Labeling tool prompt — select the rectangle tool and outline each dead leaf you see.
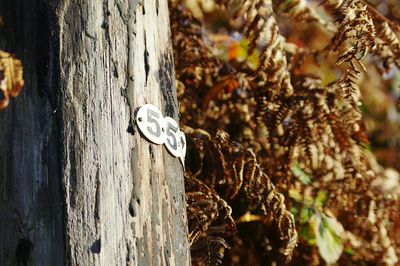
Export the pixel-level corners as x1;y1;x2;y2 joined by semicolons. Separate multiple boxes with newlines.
0;50;24;110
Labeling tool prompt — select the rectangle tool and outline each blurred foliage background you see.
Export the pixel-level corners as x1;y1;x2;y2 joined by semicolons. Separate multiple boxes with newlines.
170;0;400;265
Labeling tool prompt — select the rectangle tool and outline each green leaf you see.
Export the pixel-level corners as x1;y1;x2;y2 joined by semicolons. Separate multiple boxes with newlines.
290;206;299;216
289;188;303;202
289;188;314;206
364;143;372;152
292;162;312;185
300;207;313;224
344;247;354;255
310;212;344;264
315;190;327;208
299;223;316;245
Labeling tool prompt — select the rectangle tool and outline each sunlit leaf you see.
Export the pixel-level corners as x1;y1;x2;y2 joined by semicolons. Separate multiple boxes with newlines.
310;212;344;264
237;212;264;223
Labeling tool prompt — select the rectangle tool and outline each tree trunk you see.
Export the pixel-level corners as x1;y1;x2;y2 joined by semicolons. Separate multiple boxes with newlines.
0;0;190;265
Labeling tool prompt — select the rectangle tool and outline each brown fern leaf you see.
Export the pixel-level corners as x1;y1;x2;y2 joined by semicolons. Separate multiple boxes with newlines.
185;172;236;265
324;0;400;72
273;0;335;32
376;22;400;55
372;22;400;72
334;61;361;104
254;1;294;96
191;232;231;266
0;50;24;110
185;127;298;262
327;112;351;150
171;0;297;134
243;149;298;260
323;0;376;64
170;5;223;90
0;70;7;109
218;0;294;123
184;126;223;187
214;130;245;199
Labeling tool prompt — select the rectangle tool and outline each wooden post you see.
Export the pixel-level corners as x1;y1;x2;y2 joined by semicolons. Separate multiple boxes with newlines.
0;0;191;265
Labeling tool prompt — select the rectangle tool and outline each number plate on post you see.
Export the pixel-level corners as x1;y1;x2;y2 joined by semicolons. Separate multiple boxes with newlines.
135;104;166;145
135;104;187;168
164;117;181;158
178;131;187;168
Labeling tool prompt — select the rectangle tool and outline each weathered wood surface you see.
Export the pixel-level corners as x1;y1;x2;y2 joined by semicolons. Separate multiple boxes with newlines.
0;0;190;265
0;0;65;265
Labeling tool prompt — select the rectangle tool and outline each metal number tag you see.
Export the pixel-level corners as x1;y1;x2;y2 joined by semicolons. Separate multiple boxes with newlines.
164;117;181;157
135;104;165;145
178;131;187;167
135;104;186;168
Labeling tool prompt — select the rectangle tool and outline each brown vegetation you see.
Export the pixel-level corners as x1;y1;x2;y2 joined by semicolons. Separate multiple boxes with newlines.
170;0;400;264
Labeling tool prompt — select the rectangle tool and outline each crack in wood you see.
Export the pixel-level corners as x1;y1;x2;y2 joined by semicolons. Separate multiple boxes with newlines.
67;129;78;208
144;31;150;85
158;53;178;118
125;0;139;135
156;0;159;16
102;0;112;46
94;168;100;221
125;240;135;264
128;197;136;217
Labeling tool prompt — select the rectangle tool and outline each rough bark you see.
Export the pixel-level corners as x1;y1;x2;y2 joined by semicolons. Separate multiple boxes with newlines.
0;0;190;265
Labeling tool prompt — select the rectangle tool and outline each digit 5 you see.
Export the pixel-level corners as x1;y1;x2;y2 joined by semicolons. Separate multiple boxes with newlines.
164;117;180;157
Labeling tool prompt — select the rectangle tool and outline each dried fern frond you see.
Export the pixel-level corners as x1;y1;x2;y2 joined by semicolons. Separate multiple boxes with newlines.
332;61;361;104
170;5;224;90
254;2;293;123
184;127;298;262
322;0;400;73
273;0;335;32
248;0;294;94
324;0;376;64
242;149;298;259
0;50;24;110
170;0;400;264
191;229;231;266
215;0;294;123
372;21;400;72
185;172;236;265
